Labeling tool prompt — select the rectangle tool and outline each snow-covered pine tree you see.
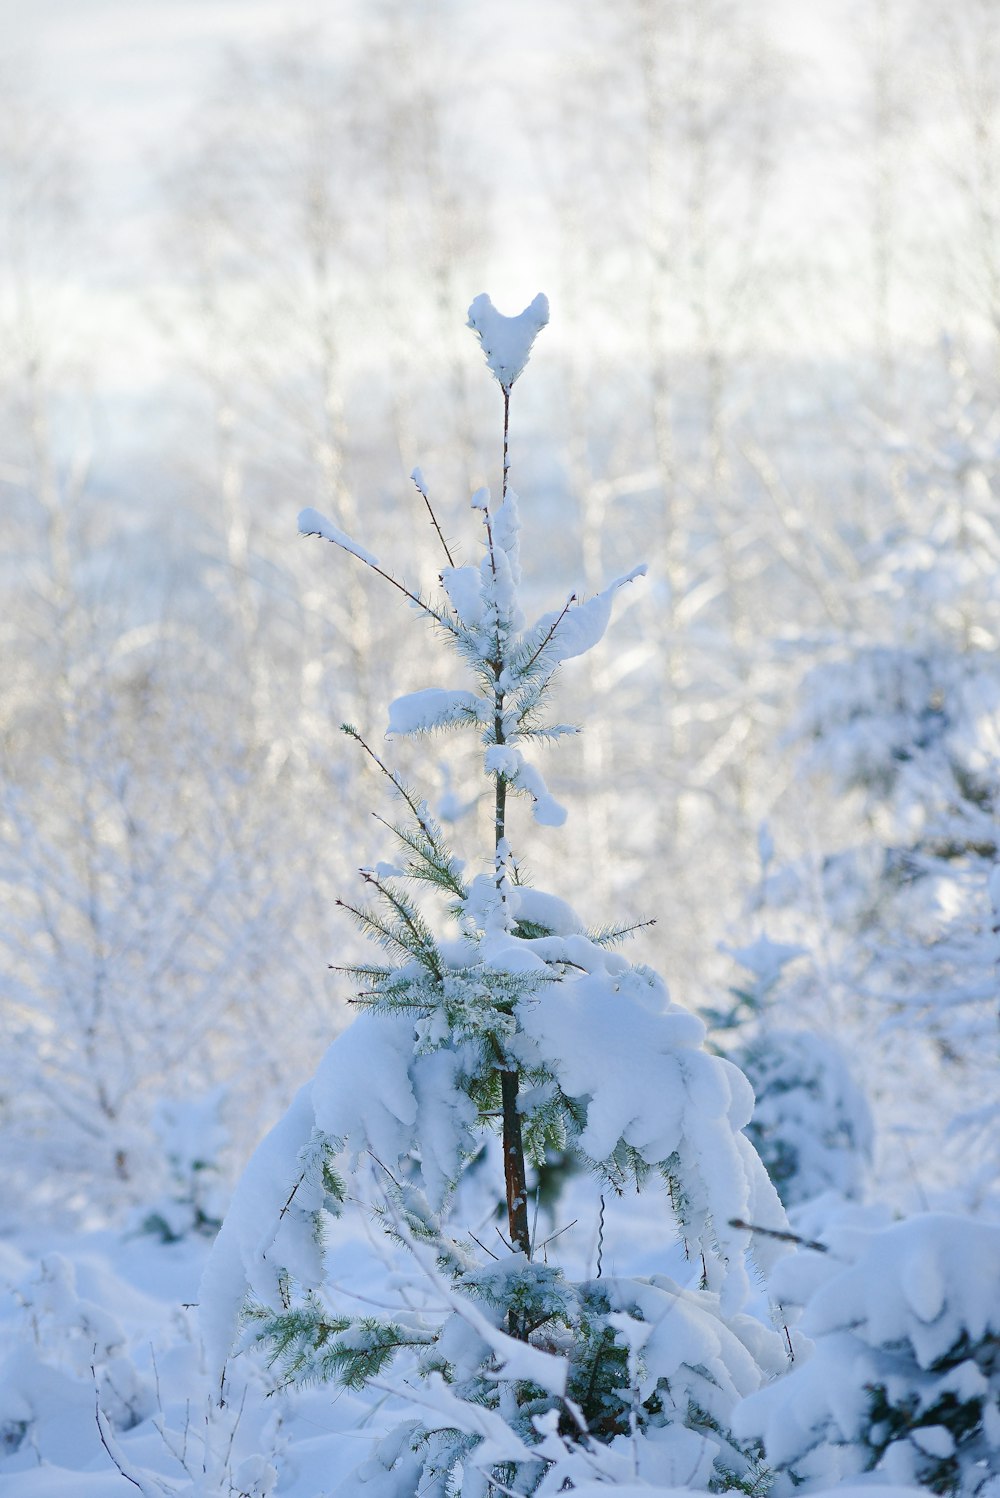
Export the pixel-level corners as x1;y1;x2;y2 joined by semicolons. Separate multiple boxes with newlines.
710;932;873;1211
200;294;791;1497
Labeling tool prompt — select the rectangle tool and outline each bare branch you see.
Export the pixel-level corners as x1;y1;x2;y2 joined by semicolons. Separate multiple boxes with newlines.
411;469;456;567
300;516;452;628
729;1218;828;1253
520;594;578;675
341;725;438;843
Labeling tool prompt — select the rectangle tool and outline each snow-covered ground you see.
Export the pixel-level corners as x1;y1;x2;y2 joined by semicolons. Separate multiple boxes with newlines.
0;1217;372;1494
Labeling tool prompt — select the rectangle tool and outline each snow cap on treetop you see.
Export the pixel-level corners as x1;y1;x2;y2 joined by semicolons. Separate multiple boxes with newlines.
467;292;549;392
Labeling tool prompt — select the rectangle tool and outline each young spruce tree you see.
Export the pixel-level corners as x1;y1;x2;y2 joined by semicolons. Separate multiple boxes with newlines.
201;295;791;1496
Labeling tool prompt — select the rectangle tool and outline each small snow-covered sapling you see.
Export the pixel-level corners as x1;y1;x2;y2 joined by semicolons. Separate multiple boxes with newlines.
201;294;791;1497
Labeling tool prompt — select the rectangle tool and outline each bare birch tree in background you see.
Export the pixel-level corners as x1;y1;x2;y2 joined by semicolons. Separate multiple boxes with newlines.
0;82;337;1219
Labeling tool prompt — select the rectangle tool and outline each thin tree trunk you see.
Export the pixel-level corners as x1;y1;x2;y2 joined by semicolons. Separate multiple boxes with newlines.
492;399;532;1311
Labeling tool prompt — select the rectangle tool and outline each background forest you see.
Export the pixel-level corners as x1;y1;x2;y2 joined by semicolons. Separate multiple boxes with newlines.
1;0;999;1491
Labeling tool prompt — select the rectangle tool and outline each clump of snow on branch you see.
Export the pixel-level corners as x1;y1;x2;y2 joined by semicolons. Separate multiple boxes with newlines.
297;506;382;567
388;687;487;735
467;293;550;391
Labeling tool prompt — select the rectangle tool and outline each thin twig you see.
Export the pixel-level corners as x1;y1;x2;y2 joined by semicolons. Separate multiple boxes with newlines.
278;1171;306;1220
95;1415;144;1491
367;1150;403;1190
94;1376;170;1494
222;1384;248;1471
301;519;452;628
483;502;498;579
468;1230;500;1262
520;594;578;674
369;811;467;898
592;917;658;947
410;470;455;567
345;992;426;1004
342;726;437;842
536;1218;579;1254
729;1217;828;1253
357;870;443;981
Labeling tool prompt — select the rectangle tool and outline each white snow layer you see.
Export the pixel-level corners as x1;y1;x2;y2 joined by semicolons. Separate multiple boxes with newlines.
801;1212;1000;1365
484;745;567;826
440;564;485;628
529;565;647;667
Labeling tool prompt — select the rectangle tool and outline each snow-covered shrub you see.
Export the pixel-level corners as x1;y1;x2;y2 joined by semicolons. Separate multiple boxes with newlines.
200;294;792;1497
738;1028;873;1209
713;936;873;1209
0;1234;299;1494
138;1090;229;1243
0;1251;156;1465
736;1212;1000;1496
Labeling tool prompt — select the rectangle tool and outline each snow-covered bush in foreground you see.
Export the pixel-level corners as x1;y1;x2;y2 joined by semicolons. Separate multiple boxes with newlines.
0;1251;156;1463
199;295;792;1497
0;1227;372;1494
736;1212;1000;1496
